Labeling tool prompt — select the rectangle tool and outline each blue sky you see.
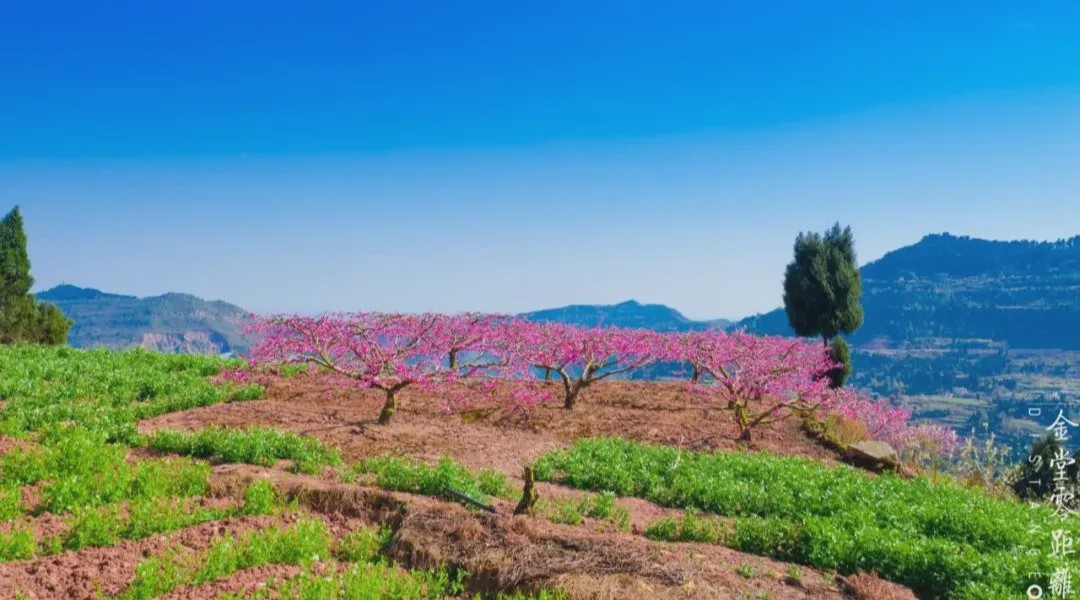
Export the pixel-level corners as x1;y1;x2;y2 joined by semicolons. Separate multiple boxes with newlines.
2;2;1079;319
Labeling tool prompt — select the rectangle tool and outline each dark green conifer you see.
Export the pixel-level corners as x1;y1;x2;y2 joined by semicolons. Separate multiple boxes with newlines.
0;206;71;345
783;223;863;387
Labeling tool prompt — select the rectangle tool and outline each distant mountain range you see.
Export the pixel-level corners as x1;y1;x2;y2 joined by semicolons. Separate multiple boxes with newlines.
521;300;730;331
36;233;1080;355
35;285;249;354
735;233;1080;350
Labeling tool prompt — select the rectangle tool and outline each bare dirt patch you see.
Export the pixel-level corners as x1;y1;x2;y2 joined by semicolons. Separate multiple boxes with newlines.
141;376;840;477
0;435;32;459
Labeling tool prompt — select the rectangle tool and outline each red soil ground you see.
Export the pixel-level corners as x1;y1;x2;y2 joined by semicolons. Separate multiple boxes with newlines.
142;376;841;474
0;376;916;599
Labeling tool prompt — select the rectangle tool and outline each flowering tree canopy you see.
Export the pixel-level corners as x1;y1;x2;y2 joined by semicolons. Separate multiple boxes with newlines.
678;331;836;440
236;310;957;458
245;312;517;424
832;388;959;455
501;321;668;409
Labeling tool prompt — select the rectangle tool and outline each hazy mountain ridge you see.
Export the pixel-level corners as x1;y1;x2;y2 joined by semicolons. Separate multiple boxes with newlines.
36;284;249;354
521;299;730;331
35;233;1080;359
736;233;1080;350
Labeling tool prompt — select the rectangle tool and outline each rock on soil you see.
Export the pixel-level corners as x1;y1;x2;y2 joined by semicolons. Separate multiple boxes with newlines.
843;440;900;471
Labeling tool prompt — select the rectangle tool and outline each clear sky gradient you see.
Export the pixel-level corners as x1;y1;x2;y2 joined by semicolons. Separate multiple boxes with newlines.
2;2;1079;319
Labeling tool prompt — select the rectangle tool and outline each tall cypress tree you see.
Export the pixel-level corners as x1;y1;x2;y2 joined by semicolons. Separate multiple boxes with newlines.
0;207;33;303
0;206;71;345
782;223;863;387
819;224;863;340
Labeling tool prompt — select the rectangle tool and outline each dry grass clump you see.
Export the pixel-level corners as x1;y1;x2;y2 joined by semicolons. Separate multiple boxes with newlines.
389;501;694;594
842;571;919;600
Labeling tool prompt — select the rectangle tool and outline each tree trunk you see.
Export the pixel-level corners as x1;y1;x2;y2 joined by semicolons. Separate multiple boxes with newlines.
556;370;581;410
734;403;752;441
378;389;397;425
563;385;580;410
514;466;539;516
690;365;701;383
543;367;552;381
448;350;458;371
563;377;588;410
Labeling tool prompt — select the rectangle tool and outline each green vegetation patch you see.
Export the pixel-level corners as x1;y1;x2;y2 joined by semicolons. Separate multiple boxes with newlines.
143;426;341;474
535;436;1074;599
0;425;211;516
351;455;512;504
0;345;262;443
644;510;724;544
0;480;283;562
118;517;332;600
538;491;630;531
222;562;465;600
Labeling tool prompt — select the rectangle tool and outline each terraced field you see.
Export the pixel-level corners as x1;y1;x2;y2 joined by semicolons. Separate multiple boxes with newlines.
0;345;1055;599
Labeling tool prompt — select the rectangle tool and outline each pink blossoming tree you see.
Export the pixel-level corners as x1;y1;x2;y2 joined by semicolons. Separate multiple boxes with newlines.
679;331;836;441
245;312;517;424
832;388;959;455
500;321;668;409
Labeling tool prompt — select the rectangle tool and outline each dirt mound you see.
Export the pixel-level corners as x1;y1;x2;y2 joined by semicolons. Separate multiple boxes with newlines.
840;572;920;600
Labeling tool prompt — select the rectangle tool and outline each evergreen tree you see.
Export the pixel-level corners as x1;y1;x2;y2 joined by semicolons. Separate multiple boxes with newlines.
825;337;852;388
0;207;33;302
34;303;72;345
818;224;863;340
782;223;864;387
0;206;71;345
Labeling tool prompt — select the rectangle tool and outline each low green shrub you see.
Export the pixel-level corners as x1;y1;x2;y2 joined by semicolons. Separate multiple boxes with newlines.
221;561;466;599
0;485;24;521
119;518;331;600
0;527;35;562
545;497;584;526
0;445;48;486
143;427;341;474
239;479;281;516
59;480;280;553
334;526;392;563
121;498;231;541
538;492;630;531
352;455;496;505
644;511;723;543
63;504;123;550
477;468;514;499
